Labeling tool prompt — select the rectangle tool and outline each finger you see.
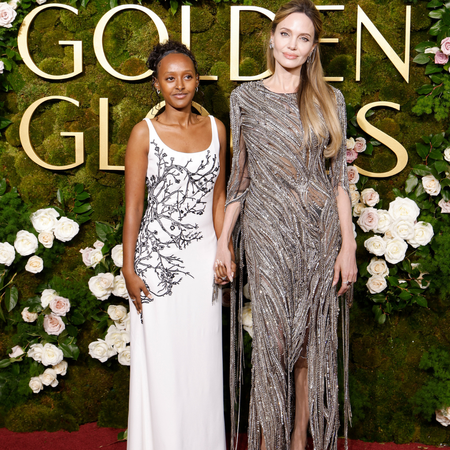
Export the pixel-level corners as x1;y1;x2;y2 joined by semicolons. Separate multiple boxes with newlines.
332;266;340;287
141;283;153;300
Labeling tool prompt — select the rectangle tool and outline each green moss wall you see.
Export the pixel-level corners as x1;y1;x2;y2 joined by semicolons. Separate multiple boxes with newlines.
0;0;449;444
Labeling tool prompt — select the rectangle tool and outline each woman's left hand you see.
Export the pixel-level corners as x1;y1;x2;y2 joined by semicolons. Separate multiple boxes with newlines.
332;244;358;296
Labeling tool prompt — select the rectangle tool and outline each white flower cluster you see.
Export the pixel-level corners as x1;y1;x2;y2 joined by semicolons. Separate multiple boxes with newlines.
80;241;123;268
88;305;131;366
27;343;68;394
241;283;253;338
0;208;79;274
352;196;434;294
436;407;450;427
88;272;128;300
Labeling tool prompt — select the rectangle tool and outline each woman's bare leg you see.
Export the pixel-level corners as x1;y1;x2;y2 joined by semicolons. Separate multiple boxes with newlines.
290;357;309;450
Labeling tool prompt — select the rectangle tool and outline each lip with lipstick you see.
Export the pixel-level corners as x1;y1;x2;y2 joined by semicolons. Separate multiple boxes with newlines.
283;53;298;60
173;92;188;99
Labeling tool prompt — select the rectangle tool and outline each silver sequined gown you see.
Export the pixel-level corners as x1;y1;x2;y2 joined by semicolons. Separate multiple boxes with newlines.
227;80;350;450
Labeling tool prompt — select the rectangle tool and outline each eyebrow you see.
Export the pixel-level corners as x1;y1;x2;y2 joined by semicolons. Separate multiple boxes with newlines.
162;69;195;75
279;27;312;37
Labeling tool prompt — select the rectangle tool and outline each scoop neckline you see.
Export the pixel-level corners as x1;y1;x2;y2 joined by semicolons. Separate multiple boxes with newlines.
148;116;213;155
259;80;297;95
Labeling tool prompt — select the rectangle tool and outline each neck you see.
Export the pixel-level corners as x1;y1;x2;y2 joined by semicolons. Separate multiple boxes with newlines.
265;63;302;93
159;103;196;126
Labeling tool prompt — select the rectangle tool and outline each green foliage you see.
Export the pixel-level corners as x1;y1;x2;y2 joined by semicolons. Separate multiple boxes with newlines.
412;347;450;420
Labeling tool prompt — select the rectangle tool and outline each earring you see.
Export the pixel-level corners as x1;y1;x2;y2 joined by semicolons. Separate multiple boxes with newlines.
269;40;273;49
196;86;198;93
156;89;160;95
308;48;316;64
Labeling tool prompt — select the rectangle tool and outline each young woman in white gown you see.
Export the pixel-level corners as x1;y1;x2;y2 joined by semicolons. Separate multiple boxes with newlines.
122;41;229;450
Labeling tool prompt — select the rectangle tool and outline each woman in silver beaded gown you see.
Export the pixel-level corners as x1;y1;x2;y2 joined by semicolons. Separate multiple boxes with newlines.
214;1;357;450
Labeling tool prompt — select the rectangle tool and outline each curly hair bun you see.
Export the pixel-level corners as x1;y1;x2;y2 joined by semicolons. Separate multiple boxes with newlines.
146;41;199;77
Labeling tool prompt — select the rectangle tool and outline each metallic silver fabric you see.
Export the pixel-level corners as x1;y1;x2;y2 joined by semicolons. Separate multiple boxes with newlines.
227;80;351;450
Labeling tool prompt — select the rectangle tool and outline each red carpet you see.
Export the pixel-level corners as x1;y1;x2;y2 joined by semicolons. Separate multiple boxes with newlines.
0;423;446;450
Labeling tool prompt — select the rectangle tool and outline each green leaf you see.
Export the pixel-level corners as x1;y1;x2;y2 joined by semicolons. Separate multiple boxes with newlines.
96;222;113;241
377;313;386;324
417;84;434;95
387;276;400;287
5;286;18;312
425;63;443;74
0;178;6;195
0;359;11;369
430;8;445;19
371;293;386;304
170;0;178;15
415;41;439;52
0;303;5;322
415;182;426;197
442;188;450;201
117;430;128;441
430;20;443;36
427;0;443;7
70;310;85;326
56;189;64;205
65;325;79;337
441;178;450;187
429;148;444;160
433;160;450;173
76;191;90;201
431;132;445;147
59;343;80;360
72;204;92;214
430;73;444;83
413;164;433;176
414;53;432;64
365;142;374;155
74;183;84;194
393;188;404;198
399;291;413;300
405;174;418;194
415;296;428;307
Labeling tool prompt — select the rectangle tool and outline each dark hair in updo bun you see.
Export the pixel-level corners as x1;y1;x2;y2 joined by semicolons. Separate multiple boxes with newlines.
146;40;198;78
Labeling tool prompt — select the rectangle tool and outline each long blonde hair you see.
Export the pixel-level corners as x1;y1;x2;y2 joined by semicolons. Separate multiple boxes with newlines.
267;0;342;158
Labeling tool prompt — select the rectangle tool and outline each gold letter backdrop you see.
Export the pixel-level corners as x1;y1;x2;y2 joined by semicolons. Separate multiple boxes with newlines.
1;0;449;444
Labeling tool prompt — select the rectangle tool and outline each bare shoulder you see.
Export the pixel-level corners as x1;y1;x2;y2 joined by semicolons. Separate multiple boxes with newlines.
130;120;149;140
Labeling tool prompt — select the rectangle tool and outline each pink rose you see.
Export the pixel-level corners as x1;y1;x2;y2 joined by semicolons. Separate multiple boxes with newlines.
93;240;104;249
354;137;367;153
357;207;379;232
441;37;450;55
438;198;450;213
347;166;360;184
361;188;380;207
49;296;71;317
435;50;449;65
346;148;358;164
43;314;66;336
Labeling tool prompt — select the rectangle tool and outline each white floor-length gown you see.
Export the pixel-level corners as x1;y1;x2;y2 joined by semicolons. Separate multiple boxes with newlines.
127;116;226;450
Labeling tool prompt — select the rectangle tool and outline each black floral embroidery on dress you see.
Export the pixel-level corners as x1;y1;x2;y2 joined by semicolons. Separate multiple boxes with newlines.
134;140;219;301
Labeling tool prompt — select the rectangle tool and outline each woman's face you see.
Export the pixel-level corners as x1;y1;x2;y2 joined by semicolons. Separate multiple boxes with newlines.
154;53;198;110
271;12;316;72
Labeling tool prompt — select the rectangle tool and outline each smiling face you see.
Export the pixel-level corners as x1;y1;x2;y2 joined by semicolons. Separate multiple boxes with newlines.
154;52;198;111
271;12;316;73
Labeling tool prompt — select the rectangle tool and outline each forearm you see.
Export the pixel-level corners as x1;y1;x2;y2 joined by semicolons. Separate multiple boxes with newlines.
336;186;356;250
217;201;241;249
122;207;144;276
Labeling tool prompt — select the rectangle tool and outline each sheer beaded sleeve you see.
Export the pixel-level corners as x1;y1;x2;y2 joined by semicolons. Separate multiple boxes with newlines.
329;88;350;200
226;87;250;206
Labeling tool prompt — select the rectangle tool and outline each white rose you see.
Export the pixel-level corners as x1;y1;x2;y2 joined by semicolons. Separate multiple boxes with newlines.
27;343;44;362
0;242;15;265
29;376;43;394
357;207;379;232
9;345;24;358
105;324;130;353
346;137;355;150
444;148;450;162
390;218;415;241
425;47;440;54
30;208;59;233
39;368;58;387
89;272;114;300
43;314;65;336
366;275;387;294
364;236;387;256
21;306;38;323
354;137;367;153
407;222;434;248
422;174;441;196
352;222;357;238
347;166;360;184
79;247;103;268
374;210;393;234
112;274;128;298
52;360;68;376
384;238;408;264
436;407;450;427
54;217;79;242
38;232;54;249
115;312;130;332
88;339;117;363
7;0;18;9
360;188;380;207
111;244;123;267
107;304;127;321
242;302;253;338
41;288;57;308
49;296;70;316
367;257;389;277
25;255;44;274
350;189;360;207
118;347;131;366
353;202;366;218
388;197;421;221
439;198;450;213
36;0;46;4
0;2;17;28
14;230;38;256
41;343;64;366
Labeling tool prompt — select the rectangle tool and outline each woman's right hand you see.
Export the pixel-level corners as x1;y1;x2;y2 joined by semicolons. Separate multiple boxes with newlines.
123;271;152;315
214;240;235;284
